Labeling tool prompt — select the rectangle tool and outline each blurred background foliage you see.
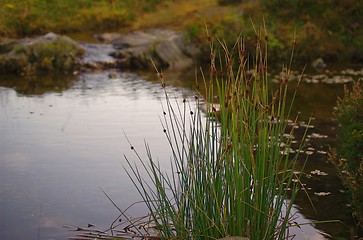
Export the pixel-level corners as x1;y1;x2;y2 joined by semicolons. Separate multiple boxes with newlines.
0;0;362;64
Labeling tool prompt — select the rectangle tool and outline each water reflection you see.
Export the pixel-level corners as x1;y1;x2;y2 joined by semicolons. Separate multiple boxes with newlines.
0;72;195;240
0;74;78;96
0;67;361;239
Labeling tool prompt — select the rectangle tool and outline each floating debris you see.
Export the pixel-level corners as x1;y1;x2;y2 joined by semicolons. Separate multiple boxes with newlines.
314;192;331;197
304;78;320;84
340;68;363;76
305;151;314;155
310;169;328;176
322;76;354;84
300;122;314;129
283;133;295;139
317;150;327;155
308;133;328;139
280;148;296;155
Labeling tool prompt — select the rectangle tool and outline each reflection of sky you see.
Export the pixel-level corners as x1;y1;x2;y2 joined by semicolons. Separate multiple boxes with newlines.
287;203;330;240
0;72;195;240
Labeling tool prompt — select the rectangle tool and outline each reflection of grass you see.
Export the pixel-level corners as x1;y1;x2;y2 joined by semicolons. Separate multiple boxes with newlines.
122;27;305;239
329;80;363;234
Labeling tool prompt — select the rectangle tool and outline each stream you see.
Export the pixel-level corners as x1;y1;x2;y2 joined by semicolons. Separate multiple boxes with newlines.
0;40;362;240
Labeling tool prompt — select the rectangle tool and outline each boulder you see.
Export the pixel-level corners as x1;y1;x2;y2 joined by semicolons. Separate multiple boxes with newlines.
110;29;201;70
0;32;84;75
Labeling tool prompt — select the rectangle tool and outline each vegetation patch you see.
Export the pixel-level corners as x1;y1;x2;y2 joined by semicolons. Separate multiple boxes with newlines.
329;80;363;234
0;0;134;36
0;33;84;75
118;28;307;239
1;0;362;65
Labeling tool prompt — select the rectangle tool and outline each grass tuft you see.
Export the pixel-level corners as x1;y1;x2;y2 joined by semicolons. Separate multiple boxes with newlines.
123;26;305;240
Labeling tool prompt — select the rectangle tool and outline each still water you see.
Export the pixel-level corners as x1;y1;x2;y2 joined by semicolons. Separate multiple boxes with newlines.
0;68;360;239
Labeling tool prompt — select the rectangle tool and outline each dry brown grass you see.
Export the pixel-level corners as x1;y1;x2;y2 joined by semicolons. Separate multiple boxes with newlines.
128;0;237;31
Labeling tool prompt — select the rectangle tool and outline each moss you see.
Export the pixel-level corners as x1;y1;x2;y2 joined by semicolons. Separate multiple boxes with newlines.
0;53;28;74
0;34;84;75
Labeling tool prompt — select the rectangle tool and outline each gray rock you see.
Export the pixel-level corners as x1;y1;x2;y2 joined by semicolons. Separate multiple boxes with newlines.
311;58;326;71
155;36;193;69
110;29;201;70
43;32;58;41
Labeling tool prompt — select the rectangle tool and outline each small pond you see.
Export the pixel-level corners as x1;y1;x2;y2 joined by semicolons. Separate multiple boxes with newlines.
0;62;362;239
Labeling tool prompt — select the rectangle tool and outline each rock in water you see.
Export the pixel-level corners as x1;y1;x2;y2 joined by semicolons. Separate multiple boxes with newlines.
110;29;201;70
312;58;326;71
0;32;84;75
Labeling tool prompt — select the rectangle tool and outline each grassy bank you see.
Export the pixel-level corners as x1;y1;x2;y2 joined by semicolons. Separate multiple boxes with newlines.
0;0;159;36
1;0;362;65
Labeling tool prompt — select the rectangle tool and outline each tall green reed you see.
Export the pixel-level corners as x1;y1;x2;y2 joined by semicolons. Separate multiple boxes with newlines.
124;27;304;240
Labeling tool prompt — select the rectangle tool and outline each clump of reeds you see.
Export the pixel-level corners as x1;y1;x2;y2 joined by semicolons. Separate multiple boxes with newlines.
123;26;304;240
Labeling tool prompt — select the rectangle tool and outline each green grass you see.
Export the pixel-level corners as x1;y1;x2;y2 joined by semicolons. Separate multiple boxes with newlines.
0;0;139;37
123;26;306;239
1;0;362;64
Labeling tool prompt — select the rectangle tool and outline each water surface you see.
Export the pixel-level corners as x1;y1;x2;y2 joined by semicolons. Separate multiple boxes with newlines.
0;72;193;239
0;67;361;239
